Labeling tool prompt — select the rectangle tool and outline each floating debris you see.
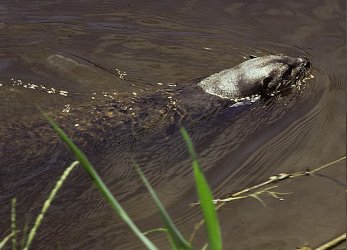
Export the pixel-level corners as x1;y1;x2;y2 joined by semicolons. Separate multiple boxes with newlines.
5;78;70;97
62;104;71;113
115;68;127;79
28;84;38;89
47;88;56;94
59;90;68;96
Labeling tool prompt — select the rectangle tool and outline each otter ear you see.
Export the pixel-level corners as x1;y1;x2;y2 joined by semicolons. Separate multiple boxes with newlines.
249;55;257;59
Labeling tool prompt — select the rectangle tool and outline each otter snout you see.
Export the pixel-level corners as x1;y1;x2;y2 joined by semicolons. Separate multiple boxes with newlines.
298;57;311;70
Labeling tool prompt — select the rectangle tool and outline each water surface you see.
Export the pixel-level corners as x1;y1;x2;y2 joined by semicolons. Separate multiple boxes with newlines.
0;1;345;249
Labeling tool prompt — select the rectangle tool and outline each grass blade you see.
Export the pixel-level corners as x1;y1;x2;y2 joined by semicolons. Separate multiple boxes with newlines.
11;198;17;250
44;114;157;250
20;221;29;250
0;233;14;250
23;161;78;250
180;128;222;250
136;165;192;250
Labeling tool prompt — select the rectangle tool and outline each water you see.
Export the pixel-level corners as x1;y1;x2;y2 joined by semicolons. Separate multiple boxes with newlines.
0;1;345;249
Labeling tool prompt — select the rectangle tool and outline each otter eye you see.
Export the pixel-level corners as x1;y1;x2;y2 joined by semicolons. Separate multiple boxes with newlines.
263;77;272;88
283;67;293;78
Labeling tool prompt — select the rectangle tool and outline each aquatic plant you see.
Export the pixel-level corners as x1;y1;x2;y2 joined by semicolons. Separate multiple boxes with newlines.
43;114;158;250
1;115;222;249
44;114;222;249
0;161;78;250
180;128;222;250
1;113;344;249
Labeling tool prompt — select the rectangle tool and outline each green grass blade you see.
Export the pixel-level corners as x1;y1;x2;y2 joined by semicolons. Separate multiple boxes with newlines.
44;114;157;250
143;228;167;236
180;128;222;250
20;221;29;250
192;161;222;250
23;161;78;250
144;228;177;250
0;233;14;250
11;198;17;250
135;165;192;250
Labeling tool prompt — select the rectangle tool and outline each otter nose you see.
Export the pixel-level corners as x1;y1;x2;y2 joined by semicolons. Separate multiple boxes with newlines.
299;57;311;69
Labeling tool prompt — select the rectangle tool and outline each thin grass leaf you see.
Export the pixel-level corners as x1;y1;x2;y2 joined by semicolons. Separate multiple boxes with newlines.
180;128;222;250
136;165;192;250
20;221;29;250
144;228;177;250
192;161;222;250
23;161;78;250
0;232;13;250
201;243;208;250
143;228;168;236
11;198;17;250
249;194;266;207
44;114;157;250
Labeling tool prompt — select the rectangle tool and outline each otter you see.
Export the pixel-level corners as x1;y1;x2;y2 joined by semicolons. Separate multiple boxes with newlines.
0;55;311;183
198;55;311;100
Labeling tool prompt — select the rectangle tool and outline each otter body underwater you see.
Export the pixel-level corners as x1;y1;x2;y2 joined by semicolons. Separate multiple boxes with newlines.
0;55;311;171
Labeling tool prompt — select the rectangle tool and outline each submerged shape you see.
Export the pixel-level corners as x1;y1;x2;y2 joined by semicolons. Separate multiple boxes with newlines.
0;54;312;180
198;55;311;99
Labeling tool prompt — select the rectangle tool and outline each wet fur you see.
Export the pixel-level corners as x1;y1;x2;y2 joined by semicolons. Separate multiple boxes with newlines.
198;55;310;99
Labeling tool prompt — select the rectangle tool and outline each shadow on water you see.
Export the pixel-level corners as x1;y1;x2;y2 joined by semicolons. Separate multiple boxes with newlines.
0;0;345;249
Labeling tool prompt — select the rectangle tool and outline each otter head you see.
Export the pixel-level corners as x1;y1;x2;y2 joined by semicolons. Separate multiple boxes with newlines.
198;55;312;100
254;55;311;96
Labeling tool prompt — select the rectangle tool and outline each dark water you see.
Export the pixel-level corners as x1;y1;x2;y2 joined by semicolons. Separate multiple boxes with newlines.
0;1;345;249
